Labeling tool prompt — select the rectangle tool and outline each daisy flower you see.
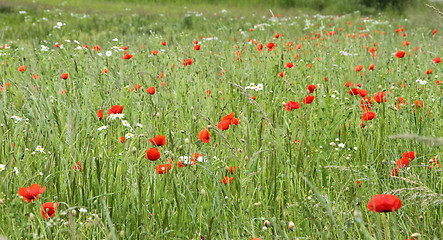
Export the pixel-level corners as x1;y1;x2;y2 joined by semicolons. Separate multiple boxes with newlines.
97;126;108;131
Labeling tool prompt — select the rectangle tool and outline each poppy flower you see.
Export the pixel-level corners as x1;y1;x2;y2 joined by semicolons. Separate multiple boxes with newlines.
151;50;159;55
156;163;172;174
357;89;368;97
161;41;166;46
123;54;133;59
257;43;263;52
307;84;316;93
93;45;101;51
103;69;108;75
362;112;376;121
194;44;200;51
145;148;161;161
18;65;26;72
349;88;359;95
355;65;363;72
344;82;354;88
302;95;315;104
368;64;375;71
373;91;387;103
97;109;103;120
296;43;302;50
198;129;210;143
285;101;301;111
414;100;424;109
231;117;240;125
229;166;240;174
32;74;39;79
121;46;128;50
266;42;276;51
182;58;193;67
402;151;415;160
433;57;441;64
40;202;60;219
425;69;433;75
60;73;69;80
146;86;155;95
367;194;402;212
278;72;284;77
429;157;440;169
120;136;125;143
217;120;231;131
149;135;166;147
286;62;294;68
396;97;408;110
73;161;82;171
18;184;46;203
357;180;362;188
402;41;410;46
361;97;373;112
220;176;234;184
390;167;399;177
395;51;405;58
432;29;437;35
108;105;123;115
396;157;409;168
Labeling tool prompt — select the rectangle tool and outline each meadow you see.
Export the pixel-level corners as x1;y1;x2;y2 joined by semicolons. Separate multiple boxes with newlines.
0;0;442;239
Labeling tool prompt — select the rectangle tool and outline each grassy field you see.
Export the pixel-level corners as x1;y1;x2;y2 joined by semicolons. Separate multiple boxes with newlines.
0;1;442;239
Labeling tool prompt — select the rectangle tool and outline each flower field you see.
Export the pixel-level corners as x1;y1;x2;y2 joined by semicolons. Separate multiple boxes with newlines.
0;2;442;239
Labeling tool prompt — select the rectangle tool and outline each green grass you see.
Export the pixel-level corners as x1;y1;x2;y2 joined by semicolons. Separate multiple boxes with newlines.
0;1;442;239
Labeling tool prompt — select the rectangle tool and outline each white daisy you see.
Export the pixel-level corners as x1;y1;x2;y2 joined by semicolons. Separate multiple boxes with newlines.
106;51;112;57
97;126;108;131
135;123;143;128
35;146;45;153
121;120;131;128
78;208;87;213
125;133;134;139
0;164;5;171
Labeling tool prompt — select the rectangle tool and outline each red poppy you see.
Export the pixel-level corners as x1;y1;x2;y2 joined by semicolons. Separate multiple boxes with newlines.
429;157;440;169
349;88;359;95
41;202;60;219
93;45;101;51
103;69;108;75
285;101;301;111
257;43;263;52
396;97;408;110
396;157;409;168
266;42;276;51
229;166;240;174
433;57;441;64
60;73;69;80
302;95;315;104
194;44;201;51
432;29;437;36
414;100;423;109
73;161;82;171
402;41;410;46
217;120;231;131
395;51;405;58
183;58;193;67
286;62;294;68
97;109;103;120
156;163;172;174
275;33;280;38
368;64;375;71
402;151;415;160
121;46;128;50
120;136;125;143
32;74;39;79
361;97;373;112
198;129;210;143
145;148;161;161
161;41;166;46
425;69;433;75
307;84;316;93
123;54;133;59
296;43;302;50
390;167;399;177
149;135;166;147
344;82;354;88
108;105;123;115
373;91;387;103
367;194;402;212
278;72;284;77
231;117;240;125
151;50;159;55
221;112;234;122
362;112;376;121
146;86;155;95
18;184;46;203
355;65;363;72
220;176;234;184
357;89;368;97
357;180;362;188
18;65;26;72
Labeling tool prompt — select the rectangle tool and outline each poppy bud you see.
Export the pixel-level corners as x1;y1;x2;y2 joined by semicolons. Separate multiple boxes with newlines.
0;199;3;205
131;147;137;154
99;154;102;159
288;221;295;231
72;209;77;216
120;231;125;238
264;220;271;227
200;189;206;197
185;138;190;144
30;212;35;220
244;155;248;161
411;233;420;238
262;226;267;231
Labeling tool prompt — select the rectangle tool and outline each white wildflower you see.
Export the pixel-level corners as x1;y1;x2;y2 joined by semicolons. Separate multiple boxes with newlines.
97;126;108;131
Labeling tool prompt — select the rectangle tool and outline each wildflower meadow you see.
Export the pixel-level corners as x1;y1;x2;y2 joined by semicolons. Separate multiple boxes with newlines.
0;0;442;239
